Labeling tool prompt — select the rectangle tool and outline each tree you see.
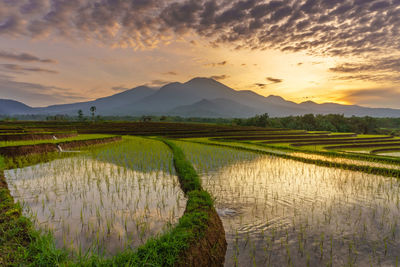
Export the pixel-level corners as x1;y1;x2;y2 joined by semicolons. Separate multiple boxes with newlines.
90;106;96;121
78;109;84;121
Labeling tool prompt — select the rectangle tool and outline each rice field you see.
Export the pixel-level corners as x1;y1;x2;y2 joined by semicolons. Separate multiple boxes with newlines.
3;122;400;265
4;137;186;257
0;134;113;147
176;141;400;266
379;152;400;157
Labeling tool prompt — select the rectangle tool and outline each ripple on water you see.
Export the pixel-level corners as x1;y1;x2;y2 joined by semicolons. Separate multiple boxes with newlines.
177;141;400;267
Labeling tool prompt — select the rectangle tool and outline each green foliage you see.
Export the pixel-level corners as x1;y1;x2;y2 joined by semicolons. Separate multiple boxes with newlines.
162;139;202;193
191;139;400;179
0;134;115;148
0;137;217;266
0;156;4;170
233;113;270;127
234;114;384;134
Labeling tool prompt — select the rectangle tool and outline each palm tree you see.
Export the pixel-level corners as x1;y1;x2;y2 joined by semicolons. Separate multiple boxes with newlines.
90;106;96;121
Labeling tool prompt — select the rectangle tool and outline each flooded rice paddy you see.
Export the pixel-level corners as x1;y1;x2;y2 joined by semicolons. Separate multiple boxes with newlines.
207;140;400;170
378;152;400;158
5;137;186;256
177;141;400;266
289;152;400;170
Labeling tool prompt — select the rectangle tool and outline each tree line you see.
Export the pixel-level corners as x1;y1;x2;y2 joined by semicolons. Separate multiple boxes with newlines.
233;113;400;134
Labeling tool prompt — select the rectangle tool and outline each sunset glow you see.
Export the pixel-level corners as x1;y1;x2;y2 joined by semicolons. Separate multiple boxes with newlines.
0;0;399;108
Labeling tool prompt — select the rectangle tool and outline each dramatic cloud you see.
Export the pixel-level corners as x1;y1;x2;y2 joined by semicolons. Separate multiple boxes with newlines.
2;0;397;59
0;50;56;63
330;56;400;82
266;77;283;84
0;63;58;74
209;74;229;80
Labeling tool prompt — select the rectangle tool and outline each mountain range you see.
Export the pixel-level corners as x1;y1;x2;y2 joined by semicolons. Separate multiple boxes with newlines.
1;77;400;118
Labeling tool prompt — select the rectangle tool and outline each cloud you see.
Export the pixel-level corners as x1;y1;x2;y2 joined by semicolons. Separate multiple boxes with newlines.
163;71;178;75
0;0;399;73
0;75;86;106
0;64;58;74
336;87;400;108
266;77;283;84
209;74;229;80
330;56;400;82
254;83;267;88
0;50;56;63
205;60;228;67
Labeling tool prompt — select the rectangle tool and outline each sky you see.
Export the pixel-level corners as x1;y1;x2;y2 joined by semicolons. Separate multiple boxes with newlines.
0;0;399;108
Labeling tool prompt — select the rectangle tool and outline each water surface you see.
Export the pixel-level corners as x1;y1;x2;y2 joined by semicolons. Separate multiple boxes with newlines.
177;141;400;266
5;137;186;256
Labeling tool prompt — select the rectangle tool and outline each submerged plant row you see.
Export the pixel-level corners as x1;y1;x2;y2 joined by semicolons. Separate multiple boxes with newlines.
191;139;400;179
0;136;226;266
176;141;400;266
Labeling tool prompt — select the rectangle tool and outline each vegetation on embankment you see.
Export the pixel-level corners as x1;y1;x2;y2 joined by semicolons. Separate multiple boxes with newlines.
290;137;397;147
254;140;400;164
0;134;114;148
212;133;356;141
0;137;226;266
0;133;77;141
189;139;400;179
324;142;400;150
0;136;121;158
159;139;226;266
371;147;400;154
0;156;69;266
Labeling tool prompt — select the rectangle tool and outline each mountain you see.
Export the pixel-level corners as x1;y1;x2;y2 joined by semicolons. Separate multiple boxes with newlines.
169;98;260;118
0;99;33;115
34;86;155;115
1;77;400;118
298;101;400;117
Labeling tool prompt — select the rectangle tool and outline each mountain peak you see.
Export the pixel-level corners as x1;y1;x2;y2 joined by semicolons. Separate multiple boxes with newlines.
300;100;317;105
266;95;285;101
185;77;221;86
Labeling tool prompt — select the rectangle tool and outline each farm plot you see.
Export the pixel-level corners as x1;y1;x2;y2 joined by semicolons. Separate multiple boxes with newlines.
0;134;113;148
192;138;400;170
176;141;400;266
4;136;186;256
378;151;400;157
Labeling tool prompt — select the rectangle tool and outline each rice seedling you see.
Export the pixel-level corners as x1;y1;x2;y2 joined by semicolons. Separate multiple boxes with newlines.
4;136;186;257
176;140;400;266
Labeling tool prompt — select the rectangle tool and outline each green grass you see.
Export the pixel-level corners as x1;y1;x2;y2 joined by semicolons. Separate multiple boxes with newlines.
0;154;69;266
0;134;114;148
188;139;400;179
0;137;218;266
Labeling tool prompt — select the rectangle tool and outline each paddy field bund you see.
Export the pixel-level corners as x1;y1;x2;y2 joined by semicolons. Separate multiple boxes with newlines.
1;121;400;266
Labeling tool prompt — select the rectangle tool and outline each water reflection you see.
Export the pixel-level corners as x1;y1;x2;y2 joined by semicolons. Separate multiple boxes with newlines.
5;138;186;256
178;141;400;266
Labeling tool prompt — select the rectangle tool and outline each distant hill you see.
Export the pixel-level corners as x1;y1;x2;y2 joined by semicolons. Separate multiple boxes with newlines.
1;77;400;118
0;99;34;115
169;98;260;118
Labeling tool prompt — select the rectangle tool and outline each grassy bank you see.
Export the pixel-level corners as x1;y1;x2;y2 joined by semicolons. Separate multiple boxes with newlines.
0;137;225;266
0;134;114;148
189;139;400;179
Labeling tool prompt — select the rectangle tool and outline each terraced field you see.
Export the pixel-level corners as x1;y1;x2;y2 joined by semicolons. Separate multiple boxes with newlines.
2;121;400;266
